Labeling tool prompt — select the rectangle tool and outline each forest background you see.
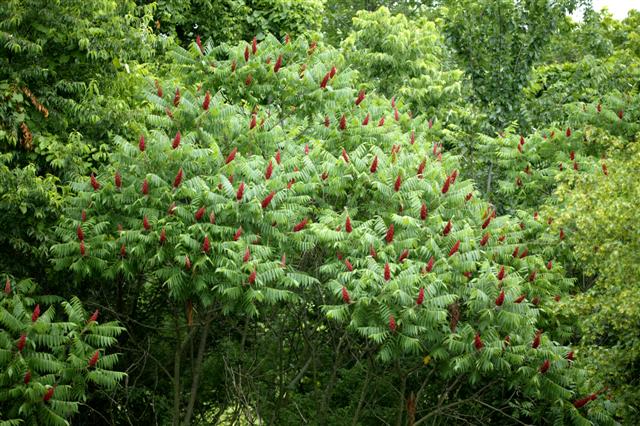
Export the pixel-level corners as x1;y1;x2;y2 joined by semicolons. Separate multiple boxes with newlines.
1;0;639;425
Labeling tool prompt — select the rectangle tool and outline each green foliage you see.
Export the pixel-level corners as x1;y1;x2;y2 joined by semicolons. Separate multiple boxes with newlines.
442;0;584;128
551;126;640;421
341;7;465;114
0;0;158;171
148;0;324;46
48;34;615;423
0;276;124;425
0;154;63;276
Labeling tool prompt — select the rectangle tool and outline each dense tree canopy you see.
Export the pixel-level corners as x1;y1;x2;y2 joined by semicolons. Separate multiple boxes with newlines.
1;1;638;424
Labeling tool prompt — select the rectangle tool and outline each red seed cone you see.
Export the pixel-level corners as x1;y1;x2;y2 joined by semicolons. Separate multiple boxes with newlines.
236;182;245;201
77;225;84;241
43;386;55;402
345;259;353;271
370;156;378;173
450;170;458;184
514;294;526;304
264;160;274;180
618;109;624;120
173;88;181;107
393;174;402;192
249;114;257;130
114;171;122;189
414;160;426;180
529;271;537;282
81;210;87;222
274;54;283;73
512;247;520;258
172;131;181;149
416;287;425;305
495;289;505;306
261;191;276;209
539;359;550;374
225;147;238;164
119;244;126;260
196;35;204;54
341;147;349;162
248;269;257;284
560;228;565;240
234;227;243;241
362;113;370;126
546;260;553;270
185;255;191;270
88;309;99;323
481;214;493;229
201;90;211;110
602;163;608;175
384;262;391;281
138;135;145;152
480;233;490;246
251;36;257;54
90;173;100;191
88;350;100;368
339;115;347;131
566;127;571;138
329;65;337;78
31;304;40;322
389;315;396;332
378;115;385;127
342;286;350;304
426;256;435;272
143;216;151;231
202;236;211;253
80;240;86;256
519;248;528;259
442;220;452;236
24;370;31;384
398;249;409;263
142;179;149;195
448;240;461;257
243;247;250;263
324;115;330;127
410;130;415;145
345;216;352;233
305;144;310;155
17;333;26;352
155;80;163;97
497;266;505;281
566;351;574;361
195;207;206;221
385;223;394;244
441;176;451;194
420;203;427;220
244;46;250;62
275;150;281;165
320;71;330;89
293;218;308;232
173;168;183;188
532;330;542;349
4;277;10;294
474;333;484;351
574;395;596;409
355;90;365;106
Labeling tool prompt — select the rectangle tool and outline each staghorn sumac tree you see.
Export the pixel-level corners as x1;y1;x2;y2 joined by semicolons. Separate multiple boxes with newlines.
51;34;613;424
0;276;124;425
